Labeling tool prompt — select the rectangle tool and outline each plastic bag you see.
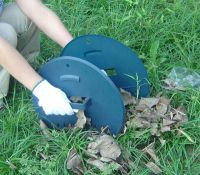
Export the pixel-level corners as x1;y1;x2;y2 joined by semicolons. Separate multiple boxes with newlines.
163;67;200;91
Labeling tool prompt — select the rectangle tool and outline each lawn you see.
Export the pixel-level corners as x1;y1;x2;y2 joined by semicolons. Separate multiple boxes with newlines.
0;0;200;174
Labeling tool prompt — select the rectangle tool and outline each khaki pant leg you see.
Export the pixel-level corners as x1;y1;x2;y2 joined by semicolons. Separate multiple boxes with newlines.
0;23;18;100
0;3;40;62
0;3;40;102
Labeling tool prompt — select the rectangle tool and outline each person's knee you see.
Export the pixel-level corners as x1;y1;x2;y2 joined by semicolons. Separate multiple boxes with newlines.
0;3;30;35
0;23;17;48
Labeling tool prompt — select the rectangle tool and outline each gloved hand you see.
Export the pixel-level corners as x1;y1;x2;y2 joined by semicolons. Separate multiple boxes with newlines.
32;80;74;116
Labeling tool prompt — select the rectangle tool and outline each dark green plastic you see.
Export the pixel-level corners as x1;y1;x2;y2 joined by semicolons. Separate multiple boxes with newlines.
61;34;149;97
32;56;125;135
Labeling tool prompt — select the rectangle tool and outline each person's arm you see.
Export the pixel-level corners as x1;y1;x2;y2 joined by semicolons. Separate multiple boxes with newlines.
0;37;42;90
0;37;74;115
0;1;75;115
16;0;73;47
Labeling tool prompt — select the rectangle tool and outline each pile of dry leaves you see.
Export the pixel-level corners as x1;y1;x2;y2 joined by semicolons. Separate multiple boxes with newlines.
120;89;189;174
67;134;130;174
39;89;189;175
121;89;188;137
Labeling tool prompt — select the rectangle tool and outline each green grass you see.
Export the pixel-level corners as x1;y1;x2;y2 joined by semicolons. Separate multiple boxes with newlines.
1;0;200;174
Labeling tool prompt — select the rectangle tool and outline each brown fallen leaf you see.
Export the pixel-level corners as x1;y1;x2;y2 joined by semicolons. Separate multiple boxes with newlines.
120;88;136;106
160;125;171;133
173;113;183;121
127;117;151;129
100;157;113;163
146;162;162;174
75;110;87;129
159;97;171;106
156;92;163;98
125;93;189;144
150;123;159;136
87;148;99;155
96;135;121;160
128;106;137;114
87;158;106;171
142;142;159;162
84;150;99;159
66;148;84;175
139;110;158;122
86;131;99;141
173;106;188;124
162;119;176;126
87;135;121;160
156;103;168;115
135;104;147;112
145;109;160;122
138;98;160;108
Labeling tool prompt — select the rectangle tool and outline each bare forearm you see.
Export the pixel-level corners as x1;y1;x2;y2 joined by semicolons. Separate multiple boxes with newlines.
16;0;73;47
0;37;42;90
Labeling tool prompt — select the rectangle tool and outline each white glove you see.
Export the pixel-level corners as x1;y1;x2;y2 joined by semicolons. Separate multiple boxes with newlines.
33;80;74;116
